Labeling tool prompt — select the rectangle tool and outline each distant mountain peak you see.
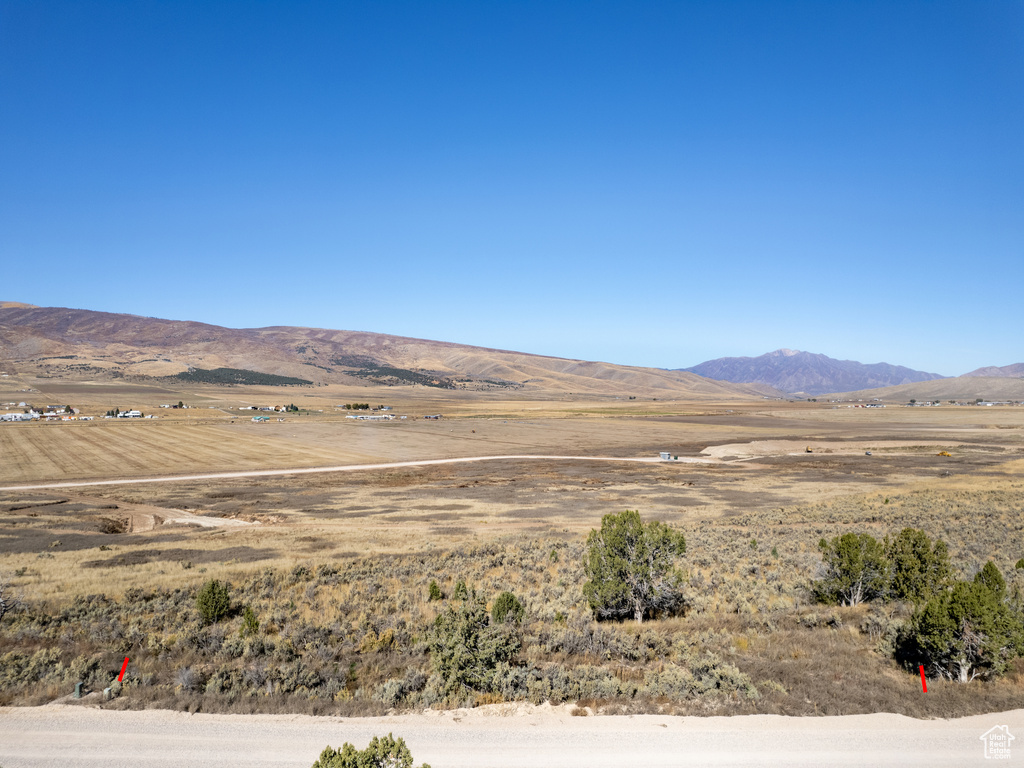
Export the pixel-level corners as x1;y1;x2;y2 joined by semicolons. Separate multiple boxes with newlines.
681;350;945;395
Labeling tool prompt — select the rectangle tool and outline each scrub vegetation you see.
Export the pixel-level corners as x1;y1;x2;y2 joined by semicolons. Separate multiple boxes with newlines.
2;387;1023;718
2;486;1024;718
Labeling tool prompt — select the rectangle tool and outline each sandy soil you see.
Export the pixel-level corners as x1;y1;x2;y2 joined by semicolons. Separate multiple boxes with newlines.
1;703;1021;767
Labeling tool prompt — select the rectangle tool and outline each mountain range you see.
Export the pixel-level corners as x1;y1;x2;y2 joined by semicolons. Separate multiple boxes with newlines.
681;349;947;396
2;303;1020;400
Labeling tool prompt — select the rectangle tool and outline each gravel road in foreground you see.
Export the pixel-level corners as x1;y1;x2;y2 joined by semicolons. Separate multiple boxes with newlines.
2;704;1022;767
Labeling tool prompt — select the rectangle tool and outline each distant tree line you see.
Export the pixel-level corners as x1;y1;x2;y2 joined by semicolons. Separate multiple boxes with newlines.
174;367;312;386
332;358;455;389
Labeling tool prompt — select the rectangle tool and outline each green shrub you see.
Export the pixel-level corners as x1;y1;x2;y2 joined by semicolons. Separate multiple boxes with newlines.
491;591;525;625
452;580;469;600
311;733;430;768
196;579;231;625
241;606;259;636
428;596;521;698
428;580;443;602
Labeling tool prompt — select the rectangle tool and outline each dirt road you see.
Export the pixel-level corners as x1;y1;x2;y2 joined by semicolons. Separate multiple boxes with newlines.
1;704;1020;767
0;454;714;492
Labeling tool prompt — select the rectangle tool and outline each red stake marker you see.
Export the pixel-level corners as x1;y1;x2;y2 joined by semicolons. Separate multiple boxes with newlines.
919;665;927;693
118;657;129;682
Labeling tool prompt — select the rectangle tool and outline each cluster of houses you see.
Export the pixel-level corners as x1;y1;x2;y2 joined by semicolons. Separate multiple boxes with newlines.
907;400;1021;407
830;399;1022;408
0;412;36;422
344;411;441;422
1;403;97;423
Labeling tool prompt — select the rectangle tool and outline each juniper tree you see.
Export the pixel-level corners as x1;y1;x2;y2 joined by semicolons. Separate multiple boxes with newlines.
902;569;1023;683
428;596;520;697
196;579;231;625
975;560;1006;599
491;591;524;625
583;510;686;623
886;528;952;604
814;533;888;606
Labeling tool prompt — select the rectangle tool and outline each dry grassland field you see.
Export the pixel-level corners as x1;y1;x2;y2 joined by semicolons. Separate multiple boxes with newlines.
2;378;1024;765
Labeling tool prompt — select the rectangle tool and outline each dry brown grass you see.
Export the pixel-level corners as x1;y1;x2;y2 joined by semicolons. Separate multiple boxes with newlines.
2;393;1023;718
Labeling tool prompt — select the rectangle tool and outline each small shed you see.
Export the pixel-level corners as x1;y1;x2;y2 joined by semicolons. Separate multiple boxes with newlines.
659;451;672;461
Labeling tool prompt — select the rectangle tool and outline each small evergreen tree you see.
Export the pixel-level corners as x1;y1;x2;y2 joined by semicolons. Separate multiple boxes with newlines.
583;510;686;623
428;580;444;602
196;579;231;625
814;533;889;606
427;596;520;697
900;572;1022;683
241;605;259;636
886;528;952;603
491;591;524;625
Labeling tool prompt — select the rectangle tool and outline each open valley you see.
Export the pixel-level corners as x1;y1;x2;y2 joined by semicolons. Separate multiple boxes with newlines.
5;3;1022;761
3;376;1024;759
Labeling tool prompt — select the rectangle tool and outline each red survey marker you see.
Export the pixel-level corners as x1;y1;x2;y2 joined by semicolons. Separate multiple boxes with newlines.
118;657;129;682
919;665;927;693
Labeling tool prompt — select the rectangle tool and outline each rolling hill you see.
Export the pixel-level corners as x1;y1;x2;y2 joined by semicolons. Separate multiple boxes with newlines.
0;304;778;399
821;376;1024;403
681;349;945;396
963;363;1024;378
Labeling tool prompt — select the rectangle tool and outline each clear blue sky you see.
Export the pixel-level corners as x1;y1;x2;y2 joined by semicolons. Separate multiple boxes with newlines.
2;1;1021;375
